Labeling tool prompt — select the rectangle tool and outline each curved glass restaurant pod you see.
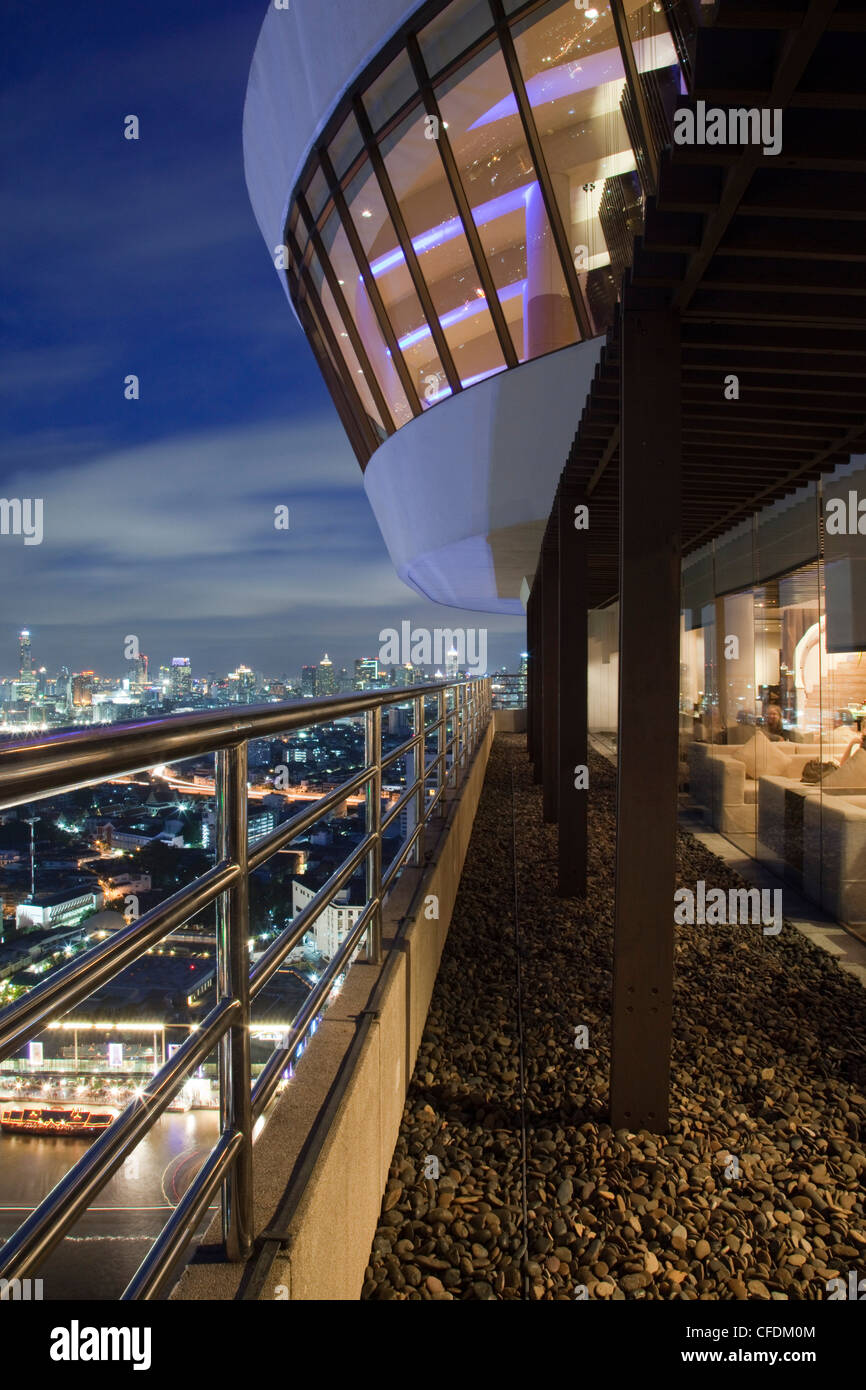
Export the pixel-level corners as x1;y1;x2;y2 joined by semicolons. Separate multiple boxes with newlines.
283;0;684;462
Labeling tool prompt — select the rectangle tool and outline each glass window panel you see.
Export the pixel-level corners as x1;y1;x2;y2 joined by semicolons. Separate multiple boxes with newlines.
320;212;414;428
755;561;822;881
307;248;387;437
419;0;495;77
381;111;506;393
345;162;447;409
436;41;580;364
512;0;633;336
305;165;330;222
328;110;364;178
363;49;417;134
624;0;687;96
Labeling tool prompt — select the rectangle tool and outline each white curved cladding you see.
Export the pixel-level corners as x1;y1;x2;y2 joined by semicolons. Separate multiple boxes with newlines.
364;341;604;615
243;0;420;315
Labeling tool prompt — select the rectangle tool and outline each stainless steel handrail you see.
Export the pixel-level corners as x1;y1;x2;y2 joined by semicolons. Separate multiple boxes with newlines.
0;676;491;1298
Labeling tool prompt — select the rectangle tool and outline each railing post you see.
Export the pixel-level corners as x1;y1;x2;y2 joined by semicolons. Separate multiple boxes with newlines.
412;694;424;865
437;687;447;810
215;742;253;1262
449;686;458;786
365;706;383;963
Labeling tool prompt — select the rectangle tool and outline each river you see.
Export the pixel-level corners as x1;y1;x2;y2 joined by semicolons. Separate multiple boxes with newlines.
0;1109;220;1300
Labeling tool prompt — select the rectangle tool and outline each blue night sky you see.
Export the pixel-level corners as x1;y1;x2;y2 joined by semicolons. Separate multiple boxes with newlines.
0;0;525;683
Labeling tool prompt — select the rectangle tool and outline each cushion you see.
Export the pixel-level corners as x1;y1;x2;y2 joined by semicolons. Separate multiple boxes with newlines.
728;728;792;780
821;746;866;789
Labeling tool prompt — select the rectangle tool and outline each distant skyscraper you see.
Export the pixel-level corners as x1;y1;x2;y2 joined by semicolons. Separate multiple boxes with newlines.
318;654;335;696
17;630;36;700
354;657;379;689
72;672;94;707
301;665;317;698
18;630;32;680
128;651;148;692
170;657;192;699
445;645;460;679
228;665;256;702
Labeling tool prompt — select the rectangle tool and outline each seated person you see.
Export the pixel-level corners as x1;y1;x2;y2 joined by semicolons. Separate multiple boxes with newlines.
835;722;863;764
763;701;796;742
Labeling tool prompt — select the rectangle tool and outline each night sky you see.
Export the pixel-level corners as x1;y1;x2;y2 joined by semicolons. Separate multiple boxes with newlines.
0;0;525;682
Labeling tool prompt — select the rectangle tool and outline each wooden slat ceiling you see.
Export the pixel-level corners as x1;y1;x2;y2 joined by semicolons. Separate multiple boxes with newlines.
546;0;866;608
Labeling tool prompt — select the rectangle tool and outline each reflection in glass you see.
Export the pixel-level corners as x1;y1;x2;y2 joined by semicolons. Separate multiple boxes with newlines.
320;213;413;427
345;162;448;408
437;42;580;363
381;111;506;392
512;0;634;334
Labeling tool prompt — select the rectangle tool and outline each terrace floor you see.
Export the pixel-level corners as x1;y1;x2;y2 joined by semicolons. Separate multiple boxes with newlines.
361;734;866;1301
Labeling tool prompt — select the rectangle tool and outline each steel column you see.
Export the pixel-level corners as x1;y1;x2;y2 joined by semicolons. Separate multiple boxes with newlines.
610;296;681;1132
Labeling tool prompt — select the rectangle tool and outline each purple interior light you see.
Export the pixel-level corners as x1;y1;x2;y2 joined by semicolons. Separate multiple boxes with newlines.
469;48;627;129
398;279;526;352
369;183;535;279
468;34;677;130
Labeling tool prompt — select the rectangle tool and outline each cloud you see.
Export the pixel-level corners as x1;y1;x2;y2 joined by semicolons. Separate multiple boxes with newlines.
0;413;525;676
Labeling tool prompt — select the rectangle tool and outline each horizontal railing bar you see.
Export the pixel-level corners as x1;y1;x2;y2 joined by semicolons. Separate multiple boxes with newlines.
0;859;240;1062
251;897;378;1122
426;780;447;817
380;728;424;773
121;1128;243;1301
247;763;371;871
0;996;238;1282
0;682;456;812
381;774;423;835
382;821;425;894
249;833;373;1001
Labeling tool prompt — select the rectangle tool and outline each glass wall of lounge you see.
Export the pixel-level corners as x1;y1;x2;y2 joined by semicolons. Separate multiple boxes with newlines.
285;0;684;462
679;458;866;934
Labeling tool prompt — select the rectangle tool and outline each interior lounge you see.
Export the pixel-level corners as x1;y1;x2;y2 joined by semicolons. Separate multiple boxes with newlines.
678;458;866;936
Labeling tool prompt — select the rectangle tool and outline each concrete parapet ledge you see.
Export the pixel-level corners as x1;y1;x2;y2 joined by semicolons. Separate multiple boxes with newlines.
171;719;493;1301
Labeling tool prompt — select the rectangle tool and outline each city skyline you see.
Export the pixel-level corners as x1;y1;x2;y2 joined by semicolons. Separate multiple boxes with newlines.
0;1;524;689
0;623;526;692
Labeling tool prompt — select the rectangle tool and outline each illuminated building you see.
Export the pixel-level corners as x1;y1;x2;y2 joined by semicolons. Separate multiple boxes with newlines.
17;630;36;701
228;665;257;702
301;664;317;698
72;672;94;708
317;654;336;696
16;888;104;934
292;880;364;962
354;657;380;690
170;657;192;699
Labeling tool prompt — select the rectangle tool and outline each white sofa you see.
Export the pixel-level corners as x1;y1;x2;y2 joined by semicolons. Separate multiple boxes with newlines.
687;740;822;836
803;793;866;926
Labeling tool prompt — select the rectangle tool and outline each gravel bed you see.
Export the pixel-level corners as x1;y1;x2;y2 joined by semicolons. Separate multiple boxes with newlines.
361;736;865;1300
